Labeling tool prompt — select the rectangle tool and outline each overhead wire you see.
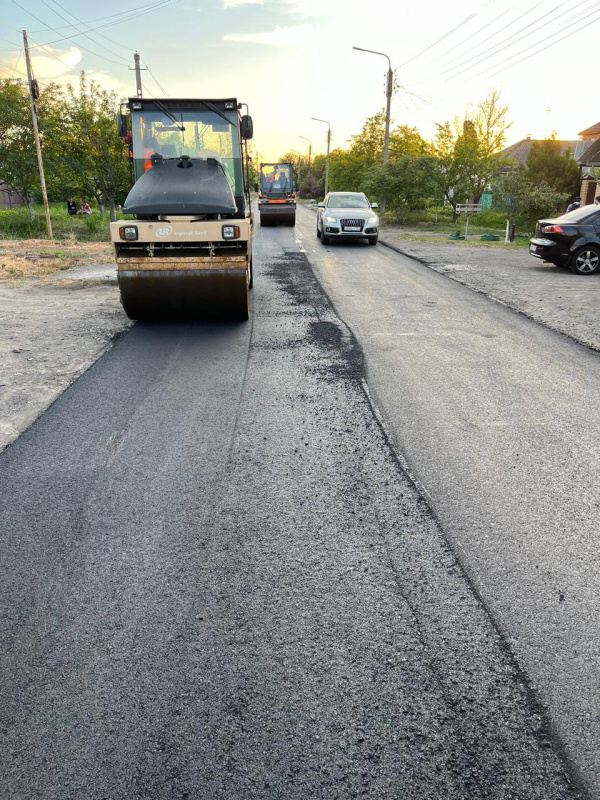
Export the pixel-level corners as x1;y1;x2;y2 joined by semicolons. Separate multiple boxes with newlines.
40;0;133;62
38;0;182;44
394;0;497;72
439;0;593;84
409;1;549;86
425;5;514;68
484;6;600;78
11;0;130;67
28;0;177;34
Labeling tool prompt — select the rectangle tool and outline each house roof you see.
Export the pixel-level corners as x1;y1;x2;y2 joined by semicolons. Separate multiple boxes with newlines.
579;138;600;166
501;138;583;167
578;122;600;138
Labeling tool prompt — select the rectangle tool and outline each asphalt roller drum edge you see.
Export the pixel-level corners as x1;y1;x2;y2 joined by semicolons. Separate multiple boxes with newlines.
118;269;250;321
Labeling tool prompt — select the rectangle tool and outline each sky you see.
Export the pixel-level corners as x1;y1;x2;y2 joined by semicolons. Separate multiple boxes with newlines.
1;0;599;160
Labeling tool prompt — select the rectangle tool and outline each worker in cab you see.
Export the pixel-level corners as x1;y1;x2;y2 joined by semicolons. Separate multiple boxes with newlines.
143;135;159;172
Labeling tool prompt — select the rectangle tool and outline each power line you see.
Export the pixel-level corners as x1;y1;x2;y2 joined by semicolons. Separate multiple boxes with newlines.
143;62;168;96
12;0;130;67
440;0;593;85
424;6;514;69
412;1;549;86
484;6;600;78
395;0;499;74
37;0;182;44
41;0;133;61
28;0;177;34
395;11;479;70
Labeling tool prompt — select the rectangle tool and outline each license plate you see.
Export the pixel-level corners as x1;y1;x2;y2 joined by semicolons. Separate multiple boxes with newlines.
344;226;360;232
530;245;537;253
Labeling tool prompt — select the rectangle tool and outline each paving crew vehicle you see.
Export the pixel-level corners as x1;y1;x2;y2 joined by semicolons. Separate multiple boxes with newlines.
111;98;254;320
257;163;296;226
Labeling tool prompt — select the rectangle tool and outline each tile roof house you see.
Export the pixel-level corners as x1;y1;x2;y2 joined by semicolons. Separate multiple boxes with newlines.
500;137;585;169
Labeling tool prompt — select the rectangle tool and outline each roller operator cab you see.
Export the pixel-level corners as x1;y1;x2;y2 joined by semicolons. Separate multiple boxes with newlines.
257;163;296;226
111;98;254;321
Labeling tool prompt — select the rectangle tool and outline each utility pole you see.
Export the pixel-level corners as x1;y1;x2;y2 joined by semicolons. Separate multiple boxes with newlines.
312;118;330;196
299;135;312;180
130;52;146;98
353;46;394;217
22;30;52;240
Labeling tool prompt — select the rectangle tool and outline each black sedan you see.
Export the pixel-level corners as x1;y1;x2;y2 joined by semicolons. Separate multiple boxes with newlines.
529;205;600;275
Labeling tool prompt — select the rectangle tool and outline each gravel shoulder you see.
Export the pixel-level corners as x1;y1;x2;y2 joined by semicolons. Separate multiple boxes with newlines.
0;254;129;451
379;229;600;351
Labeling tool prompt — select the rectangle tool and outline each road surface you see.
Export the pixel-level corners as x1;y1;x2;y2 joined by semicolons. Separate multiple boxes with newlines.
0;214;589;799
296;203;600;796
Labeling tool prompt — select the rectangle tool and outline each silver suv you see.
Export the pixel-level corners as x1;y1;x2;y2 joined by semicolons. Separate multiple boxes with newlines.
316;192;379;245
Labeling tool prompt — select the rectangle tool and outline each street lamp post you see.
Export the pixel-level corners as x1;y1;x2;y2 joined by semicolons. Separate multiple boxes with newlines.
299;135;312;178
311;118;331;196
353;46;393;216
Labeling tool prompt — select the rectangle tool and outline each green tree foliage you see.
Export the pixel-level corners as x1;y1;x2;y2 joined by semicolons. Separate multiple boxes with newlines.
0;75;129;222
524;137;581;197
299;172;319;199
496;170;567;232
56;74;129;220
327;112;428;193
0;80;62;215
431;91;512;217
363;156;436;222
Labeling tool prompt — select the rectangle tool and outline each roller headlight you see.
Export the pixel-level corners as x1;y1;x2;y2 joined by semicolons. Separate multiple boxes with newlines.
324;215;338;223
119;225;138;241
222;225;240;239
367;216;379;225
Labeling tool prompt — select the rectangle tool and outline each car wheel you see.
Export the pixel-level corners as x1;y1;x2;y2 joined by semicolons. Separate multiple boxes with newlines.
368;236;378;246
570;246;600;275
321;233;329;245
316;222;321;238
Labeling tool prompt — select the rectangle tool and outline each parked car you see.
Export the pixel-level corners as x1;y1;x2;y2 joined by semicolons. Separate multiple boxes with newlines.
529;206;600;275
316;192;379;245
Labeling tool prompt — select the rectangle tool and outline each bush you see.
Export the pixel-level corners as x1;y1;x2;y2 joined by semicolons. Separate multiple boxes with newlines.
475;209;506;228
0;203;111;241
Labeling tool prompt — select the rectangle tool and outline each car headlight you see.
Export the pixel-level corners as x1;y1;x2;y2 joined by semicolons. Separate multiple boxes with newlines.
324;215;338;223
367;216;379;225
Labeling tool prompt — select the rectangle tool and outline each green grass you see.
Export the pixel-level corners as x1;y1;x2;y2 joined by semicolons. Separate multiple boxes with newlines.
0;203;119;241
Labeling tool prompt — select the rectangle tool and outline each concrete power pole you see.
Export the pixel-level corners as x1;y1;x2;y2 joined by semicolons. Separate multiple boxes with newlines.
131;52;146;98
312;118;331;197
22;30;53;241
353;47;394;217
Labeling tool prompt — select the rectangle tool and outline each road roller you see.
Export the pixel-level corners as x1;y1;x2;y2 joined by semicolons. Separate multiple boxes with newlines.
110;98;254;320
257;163;296;226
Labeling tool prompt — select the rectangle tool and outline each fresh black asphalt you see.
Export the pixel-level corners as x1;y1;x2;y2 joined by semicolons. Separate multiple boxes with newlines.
0;222;587;798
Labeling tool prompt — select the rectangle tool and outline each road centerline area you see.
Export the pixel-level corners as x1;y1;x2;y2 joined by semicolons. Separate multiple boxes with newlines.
0;215;589;798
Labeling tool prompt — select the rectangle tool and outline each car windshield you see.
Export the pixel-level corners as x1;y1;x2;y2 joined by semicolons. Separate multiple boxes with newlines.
557;206;600;223
130;106;242;195
260;164;292;194
327;194;370;209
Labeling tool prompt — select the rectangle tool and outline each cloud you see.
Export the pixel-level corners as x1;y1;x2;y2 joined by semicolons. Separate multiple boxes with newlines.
223;23;312;46
221;0;264;7
31;46;82;80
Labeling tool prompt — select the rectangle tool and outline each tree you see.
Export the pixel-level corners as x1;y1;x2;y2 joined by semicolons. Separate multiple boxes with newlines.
524;137;581;198
473;90;512;159
0;80;53;215
55;73;129;220
495;170;567;232
363;156;435;222
299;172;319;199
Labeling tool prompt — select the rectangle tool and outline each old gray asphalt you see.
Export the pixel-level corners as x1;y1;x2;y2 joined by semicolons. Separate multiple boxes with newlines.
0;216;587;798
297;204;600;796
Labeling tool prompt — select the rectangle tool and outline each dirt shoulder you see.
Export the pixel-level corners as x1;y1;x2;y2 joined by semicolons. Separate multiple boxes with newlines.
380;228;600;352
0;242;129;451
